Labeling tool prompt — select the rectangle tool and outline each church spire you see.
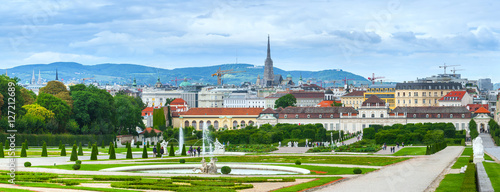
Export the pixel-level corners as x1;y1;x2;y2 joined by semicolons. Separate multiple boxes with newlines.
55;69;58;81
31;70;36;85
267;34;271;59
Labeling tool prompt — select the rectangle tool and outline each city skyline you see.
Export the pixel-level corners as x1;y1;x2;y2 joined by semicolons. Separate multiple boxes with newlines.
1;1;500;83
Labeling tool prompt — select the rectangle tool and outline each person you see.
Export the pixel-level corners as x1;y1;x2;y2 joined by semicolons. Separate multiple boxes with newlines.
160;147;164;158
189;146;193;157
153;145;157;158
197;146;201;157
193;148;196;156
402;142;404;147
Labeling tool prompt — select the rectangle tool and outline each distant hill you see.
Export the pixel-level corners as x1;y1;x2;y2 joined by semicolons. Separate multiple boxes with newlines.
1;62;370;87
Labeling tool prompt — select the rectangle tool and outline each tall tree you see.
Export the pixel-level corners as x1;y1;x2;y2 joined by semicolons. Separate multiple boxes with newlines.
39;81;67;95
22;103;55;123
36;93;71;133
0;75;25;117
115;94;144;135
274;94;297;108
20;88;36;105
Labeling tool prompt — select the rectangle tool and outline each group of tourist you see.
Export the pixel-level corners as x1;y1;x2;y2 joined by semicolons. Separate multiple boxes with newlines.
382;142;404;153
188;146;201;157
152;146;164;157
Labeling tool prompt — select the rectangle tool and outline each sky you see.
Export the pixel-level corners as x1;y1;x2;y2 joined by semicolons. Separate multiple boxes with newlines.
1;0;499;83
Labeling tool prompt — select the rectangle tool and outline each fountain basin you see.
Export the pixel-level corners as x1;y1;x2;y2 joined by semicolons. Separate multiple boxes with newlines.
101;164;310;175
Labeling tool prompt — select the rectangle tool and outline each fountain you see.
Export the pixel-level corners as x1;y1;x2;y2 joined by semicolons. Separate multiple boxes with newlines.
177;127;184;154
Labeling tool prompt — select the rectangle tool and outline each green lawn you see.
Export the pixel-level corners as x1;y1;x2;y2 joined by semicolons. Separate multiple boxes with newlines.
461;147;472;156
451;157;469;169
485;153;494;161
0;188;34;192
483;162;500;191
274;165;377;175
392;147;427;156
142;156;410;166
36;163;169;171
435;174;465;192
274;177;342;192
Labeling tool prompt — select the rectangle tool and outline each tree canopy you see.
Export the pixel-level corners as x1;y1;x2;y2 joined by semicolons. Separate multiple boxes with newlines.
22;103;55;122
274;94;297;109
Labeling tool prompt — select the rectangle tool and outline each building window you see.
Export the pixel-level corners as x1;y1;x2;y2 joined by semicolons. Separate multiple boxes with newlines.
241;120;246;127
330;114;334;118
398;92;400;97
319;114;322;118
462;114;465;118
233;121;238;128
423;99;426;104
423;92;426;96
199;120;204;128
413;114;416;118
450;114;453;118
192;121;197;129
437;114;441;118
207;120;211;127
284;115;288;118
398;100;400;104
403;92;405;96
295;115;299;118
380;114;384;118
184;120;189;128
409;92;411;97
214;121;219;129
414;92;418;96
371;114;375;118
307;114;310;118
415;99;418;104
362;114;366;118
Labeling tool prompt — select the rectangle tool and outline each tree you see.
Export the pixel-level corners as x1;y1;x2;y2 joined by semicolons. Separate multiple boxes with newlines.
156;142;162;158
363;128;376;139
109;142;116;160
469;119;479;140
274;94;297;108
169;144;175;156
20;88;36;105
142;144;148;158
78;142;83;156
69;84;86;93
70;144;78;161
60;145;66;156
153;108;166;128
0;75;25;118
115;94;144;135
20;143;27;157
181;144;186;156
36;93;71;132
40;81;68;95
0;142;4;158
41;141;47;157
126;142;133;159
22;103;55;123
91;144;98;160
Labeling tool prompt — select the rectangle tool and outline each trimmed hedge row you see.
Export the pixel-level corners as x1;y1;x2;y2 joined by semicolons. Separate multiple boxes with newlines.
459;162;476;191
0;133;115;146
93;175;142;181
426;141;447;155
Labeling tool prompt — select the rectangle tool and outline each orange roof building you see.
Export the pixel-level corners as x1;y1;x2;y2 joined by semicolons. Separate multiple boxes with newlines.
474;106;490;114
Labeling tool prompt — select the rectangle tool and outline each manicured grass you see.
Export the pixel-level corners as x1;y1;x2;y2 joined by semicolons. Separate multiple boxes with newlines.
461;147;472;156
0;181;142;192
451;157;469;169
36;163;164;171
483;162;500;191
435;174;465;192
392;147;427;156
0;188;33;192
142;156;410;166
274;165;377;175
274;177;342;192
485;153;494;161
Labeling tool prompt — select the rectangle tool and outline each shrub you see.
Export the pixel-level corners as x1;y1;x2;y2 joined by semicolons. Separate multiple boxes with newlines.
24;139;28;149
461;139;465;146
136;141;141;148
93;175;141;181
221;166;231;174
295;160;301;165
181;144;187;156
353;168;362;174
169;144;175;157
102;140;105;149
114;141;117;148
75;160;82;165
126;142;133;159
156;142;161;158
72;164;81;170
88;141;92;149
147;141;150;148
70;144;78;161
21;142;27;157
179;159;186;164
0;142;3;158
109;142;116;160
4;140;8;150
78;142;83;156
24;162;31;167
60;145;66;156
90;144;98;160
459;162;476;191
59;141;63;149
142;144;148;158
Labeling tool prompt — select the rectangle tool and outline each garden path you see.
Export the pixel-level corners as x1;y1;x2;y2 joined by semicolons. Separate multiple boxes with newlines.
0;183;94;192
314;146;463;192
481;133;500;162
272;136;361;154
374;145;403;155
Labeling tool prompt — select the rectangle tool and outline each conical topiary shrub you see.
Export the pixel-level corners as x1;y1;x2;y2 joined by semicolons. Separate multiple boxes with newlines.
4;140;8;150
41;141;47;157
147;141;150;148
181;144;186;156
90;144;98;160
78;142;83;156
126;142;133;159
109;142;116;160
70;144;78;161
156;142;161;158
169;144;175;157
114;141;117;148
0;142;4;158
102;140;105;149
21;143;27;157
60;144;66;156
59;141;63;149
142;144;148;158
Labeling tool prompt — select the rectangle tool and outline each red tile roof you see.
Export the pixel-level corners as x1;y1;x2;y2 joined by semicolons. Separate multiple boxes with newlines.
474;106;490;114
439;91;466;101
316;100;340;107
466;104;489;112
260;108;277;114
182;108;264;116
139;127;162;135
170;98;187;106
342;91;366;97
142;106;159;116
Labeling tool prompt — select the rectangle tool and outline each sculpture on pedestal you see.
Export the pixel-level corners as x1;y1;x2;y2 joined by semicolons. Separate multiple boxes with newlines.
473;137;484;163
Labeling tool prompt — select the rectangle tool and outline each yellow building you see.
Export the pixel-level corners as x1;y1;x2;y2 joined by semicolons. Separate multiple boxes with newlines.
364;84;396;109
341;91;365;109
395;82;463;107
173;108;263;130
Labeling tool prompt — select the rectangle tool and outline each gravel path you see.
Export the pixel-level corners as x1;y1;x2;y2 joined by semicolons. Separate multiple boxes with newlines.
481;133;500;162
314;146;463;192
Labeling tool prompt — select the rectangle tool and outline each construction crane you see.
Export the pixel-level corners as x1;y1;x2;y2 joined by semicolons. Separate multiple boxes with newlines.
341;77;354;86
81;77;94;83
367;73;385;85
211;67;245;85
439;63;460;74
171;77;191;87
450;67;464;74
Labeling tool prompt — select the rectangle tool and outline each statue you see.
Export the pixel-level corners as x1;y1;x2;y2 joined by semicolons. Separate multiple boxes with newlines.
473;137;484;163
213;138;225;154
161;140;168;151
131;139;135;145
193;157;218;174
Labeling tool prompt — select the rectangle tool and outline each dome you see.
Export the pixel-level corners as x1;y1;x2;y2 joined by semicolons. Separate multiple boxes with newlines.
325;89;333;94
286;74;292;78
179;81;192;87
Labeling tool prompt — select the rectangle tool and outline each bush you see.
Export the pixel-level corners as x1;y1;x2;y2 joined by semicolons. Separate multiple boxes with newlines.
41;141;47;157
72;164;81;170
142;144;148;158
221;166;231;174
295;160;301;165
60;145;66;156
136;141;141;148
126;142;133;159
24;162;31;167
78;142;83;156
459;162;476;191
90;144;98;160
353;168;362;174
93;175;141;181
102;140;105;149
70;144;78;161
169;144;175;157
109;142;116;160
0;142;3;158
461;139;465;146
179;159;186;164
75;160;82;165
59;141;63;149
21;142;27;157
181;144;186;156
88;141;92;149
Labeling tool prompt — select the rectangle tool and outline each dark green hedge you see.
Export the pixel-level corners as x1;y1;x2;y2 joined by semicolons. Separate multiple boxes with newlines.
459;162;477;191
0;133;114;146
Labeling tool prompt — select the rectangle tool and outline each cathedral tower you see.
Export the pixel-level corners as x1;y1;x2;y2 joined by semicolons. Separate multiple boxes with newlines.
263;35;274;87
